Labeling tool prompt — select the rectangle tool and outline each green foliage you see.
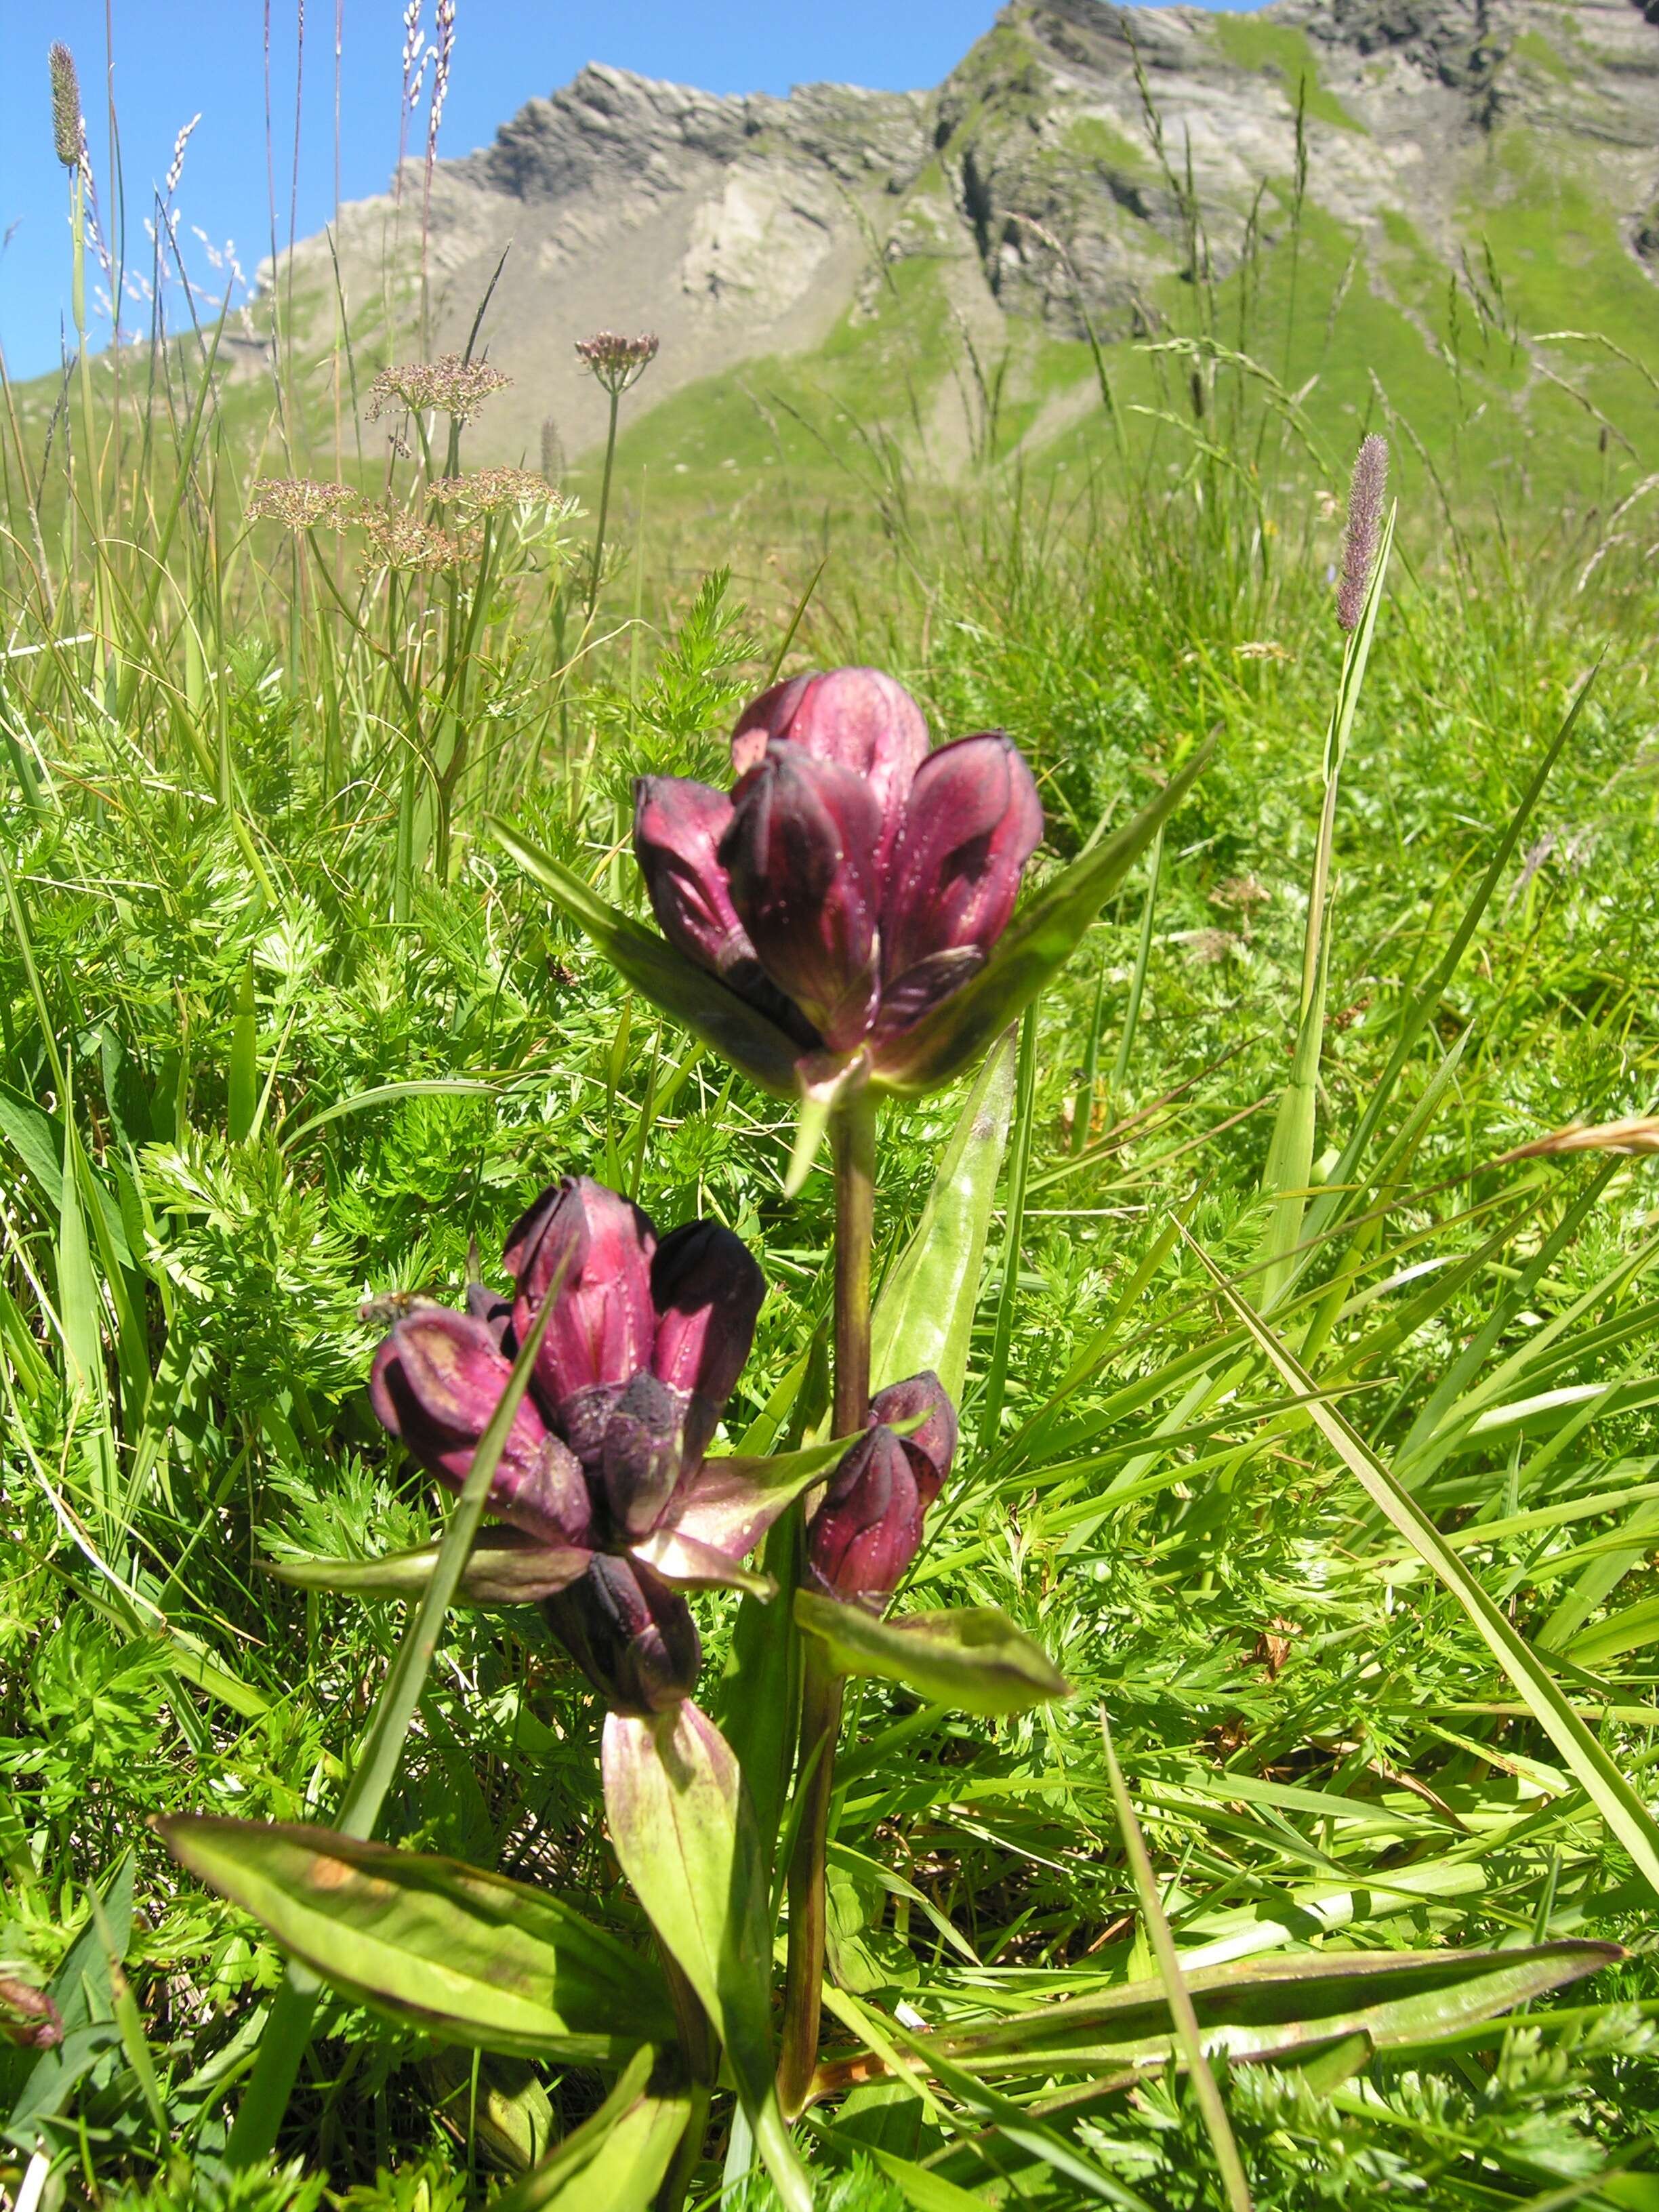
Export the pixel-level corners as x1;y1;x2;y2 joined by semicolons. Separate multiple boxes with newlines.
5;45;1659;2211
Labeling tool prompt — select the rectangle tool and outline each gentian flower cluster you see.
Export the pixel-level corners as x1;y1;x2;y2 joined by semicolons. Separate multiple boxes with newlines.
634;668;1043;1093
370;1176;769;1714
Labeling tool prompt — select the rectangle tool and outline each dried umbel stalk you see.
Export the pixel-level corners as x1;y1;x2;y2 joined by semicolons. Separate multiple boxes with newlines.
574;331;659;398
1337;432;1389;632
367;353;510;424
245;478;363;531
357;506;480;573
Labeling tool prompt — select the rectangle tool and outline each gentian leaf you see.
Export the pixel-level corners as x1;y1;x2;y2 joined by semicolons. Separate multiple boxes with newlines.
602;1702;812;2212
266;1530;591;1605
489;818;802;1099
871;739;1214;1098
794;1592;1070;1715
670;1431;867;1563
491;2045;691;2212
155;1818;672;2061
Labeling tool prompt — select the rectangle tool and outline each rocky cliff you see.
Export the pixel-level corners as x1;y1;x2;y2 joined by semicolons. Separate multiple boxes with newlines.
287;0;1659;468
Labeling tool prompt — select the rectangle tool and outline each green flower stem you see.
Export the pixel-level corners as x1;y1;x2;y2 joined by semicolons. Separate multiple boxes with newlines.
777;1082;876;2117
657;1950;718;2212
585;385;622;625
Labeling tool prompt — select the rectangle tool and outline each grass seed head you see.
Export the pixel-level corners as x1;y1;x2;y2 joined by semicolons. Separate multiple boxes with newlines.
49;43;83;170
1337;432;1389;632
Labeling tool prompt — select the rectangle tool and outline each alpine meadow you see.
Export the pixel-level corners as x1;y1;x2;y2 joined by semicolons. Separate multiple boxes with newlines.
9;2;1659;2208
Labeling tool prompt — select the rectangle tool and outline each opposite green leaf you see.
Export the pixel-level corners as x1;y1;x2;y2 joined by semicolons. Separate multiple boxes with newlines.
489;819;800;1098
794;1592;1070;1715
601;1702;813;2212
268;1530;590;1604
158;1818;671;2061
871;1025;1017;1401
493;2047;691;2212
872;740;1214;1097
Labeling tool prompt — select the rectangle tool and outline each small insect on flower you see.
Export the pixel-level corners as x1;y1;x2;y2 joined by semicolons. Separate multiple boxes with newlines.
49;43;83;171
245;478;363;532
1337;433;1389;633
367;352;512;424
574;331;660;398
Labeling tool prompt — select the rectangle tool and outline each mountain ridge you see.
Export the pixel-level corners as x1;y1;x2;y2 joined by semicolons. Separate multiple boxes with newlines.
278;0;1659;487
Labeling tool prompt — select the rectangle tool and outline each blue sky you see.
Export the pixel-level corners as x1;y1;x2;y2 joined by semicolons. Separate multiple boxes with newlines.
1;1;1257;381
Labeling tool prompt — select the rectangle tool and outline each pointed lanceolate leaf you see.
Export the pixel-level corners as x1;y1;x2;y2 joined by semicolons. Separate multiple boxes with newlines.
492;2045;691;2212
602;1703;812;2212
794;1592;1070;1715
870;1027;1017;1400
669;1431;869;1563
489;818;802;1098
809;1941;1622;2098
871;740;1214;1097
157;1818;671;2062
266;1530;591;1605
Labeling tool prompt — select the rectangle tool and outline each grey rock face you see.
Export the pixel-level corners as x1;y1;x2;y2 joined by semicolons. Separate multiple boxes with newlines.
279;1;1659;461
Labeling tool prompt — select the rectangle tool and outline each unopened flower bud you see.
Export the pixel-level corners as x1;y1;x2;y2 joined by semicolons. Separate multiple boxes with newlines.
731;667;928;876
369;1308;593;1546
503;1178;657;1450
869;1370;958;1508
0;1976;62;2052
540;1553;700;1713
718;745;882;1052
806;1426;924;1610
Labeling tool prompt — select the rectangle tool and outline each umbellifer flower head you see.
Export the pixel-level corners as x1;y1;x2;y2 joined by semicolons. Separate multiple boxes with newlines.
634;668;1043;1093
369;1174;779;1711
246;478;363;532
368;352;512;424
574;331;659;397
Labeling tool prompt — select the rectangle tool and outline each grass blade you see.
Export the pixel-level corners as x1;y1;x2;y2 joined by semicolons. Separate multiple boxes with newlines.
1178;1218;1659;1904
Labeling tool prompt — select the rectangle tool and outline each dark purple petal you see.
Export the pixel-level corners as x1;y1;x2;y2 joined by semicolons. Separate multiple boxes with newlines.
805;1426;924;1610
600;1369;686;1538
869;948;985;1049
465;1277;516;1352
632;777;755;983
718;744;882;1052
870;1369;958;1509
539;1553;701;1713
503;1177;658;1434
650;1221;765;1461
369;1308;594;1547
732;667;928;876
880;734;1043;991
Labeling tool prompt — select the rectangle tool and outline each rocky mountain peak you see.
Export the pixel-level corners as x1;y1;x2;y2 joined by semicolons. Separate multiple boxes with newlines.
283;0;1659;466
